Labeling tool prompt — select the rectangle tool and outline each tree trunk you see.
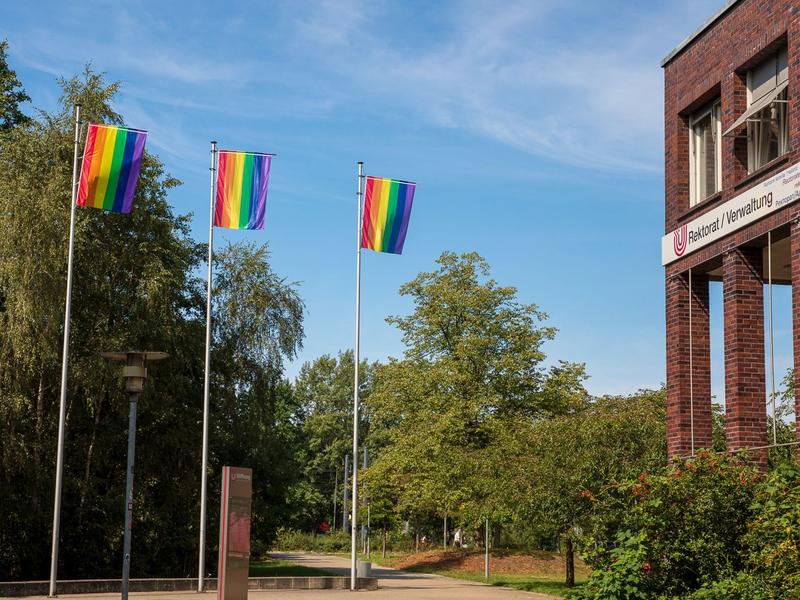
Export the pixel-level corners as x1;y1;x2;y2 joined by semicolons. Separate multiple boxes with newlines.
79;395;104;520
443;513;447;549
382;527;386;559
32;371;46;510
565;534;575;587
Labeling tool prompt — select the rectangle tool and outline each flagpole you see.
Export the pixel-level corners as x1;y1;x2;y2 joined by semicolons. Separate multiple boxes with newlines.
49;104;81;598
351;161;364;590
198;140;217;592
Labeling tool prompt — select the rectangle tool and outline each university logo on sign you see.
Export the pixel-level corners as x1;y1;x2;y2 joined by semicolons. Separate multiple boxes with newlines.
673;224;688;257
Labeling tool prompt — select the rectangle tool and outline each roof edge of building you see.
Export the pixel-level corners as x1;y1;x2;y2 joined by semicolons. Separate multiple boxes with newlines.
661;0;742;68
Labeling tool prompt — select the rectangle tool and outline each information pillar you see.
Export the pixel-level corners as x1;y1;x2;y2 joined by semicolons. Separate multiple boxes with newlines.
218;466;252;600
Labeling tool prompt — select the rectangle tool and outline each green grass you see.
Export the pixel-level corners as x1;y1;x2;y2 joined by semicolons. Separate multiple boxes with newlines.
338;550;586;598
419;569;585;597
248;558;334;577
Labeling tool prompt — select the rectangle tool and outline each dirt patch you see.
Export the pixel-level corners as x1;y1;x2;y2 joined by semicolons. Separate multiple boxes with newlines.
392;549;588;576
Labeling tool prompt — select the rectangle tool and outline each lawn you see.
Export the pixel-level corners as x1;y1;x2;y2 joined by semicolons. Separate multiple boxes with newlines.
418;569;585;597
357;548;587;598
248;558;334;577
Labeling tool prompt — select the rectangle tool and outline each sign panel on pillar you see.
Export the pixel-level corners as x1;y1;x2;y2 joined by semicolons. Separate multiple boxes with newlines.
218;466;252;600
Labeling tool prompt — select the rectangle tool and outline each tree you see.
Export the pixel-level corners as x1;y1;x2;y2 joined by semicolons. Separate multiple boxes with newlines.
208;240;305;551
212;241;304;381
364;251;588;547
745;462;800;598
0;40;30;131
572;452;760;599
0;67;207;578
507;389;667;586
292;351;374;531
0;66;307;579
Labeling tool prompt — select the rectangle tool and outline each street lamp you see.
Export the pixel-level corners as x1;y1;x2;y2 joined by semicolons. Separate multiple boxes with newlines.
100;351;168;600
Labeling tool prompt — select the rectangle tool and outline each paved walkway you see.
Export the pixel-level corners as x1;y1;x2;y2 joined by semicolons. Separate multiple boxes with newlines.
272;552;560;599
21;554;559;600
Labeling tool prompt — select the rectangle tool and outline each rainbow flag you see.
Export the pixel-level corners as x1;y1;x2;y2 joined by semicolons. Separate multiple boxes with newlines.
215;151;271;230
77;124;147;213
361;176;416;254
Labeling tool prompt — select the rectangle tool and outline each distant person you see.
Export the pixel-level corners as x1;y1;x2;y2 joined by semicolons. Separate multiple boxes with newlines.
319;521;330;534
453;528;463;548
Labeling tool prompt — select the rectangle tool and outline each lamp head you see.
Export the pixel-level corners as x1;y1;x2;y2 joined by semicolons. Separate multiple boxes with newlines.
101;351;168;394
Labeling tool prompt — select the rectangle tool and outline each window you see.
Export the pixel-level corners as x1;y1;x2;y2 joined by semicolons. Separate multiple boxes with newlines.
689;100;721;206
746;49;788;172
723;47;789;173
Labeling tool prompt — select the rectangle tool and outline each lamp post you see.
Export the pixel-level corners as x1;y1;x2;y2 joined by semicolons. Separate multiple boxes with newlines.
101;351;168;600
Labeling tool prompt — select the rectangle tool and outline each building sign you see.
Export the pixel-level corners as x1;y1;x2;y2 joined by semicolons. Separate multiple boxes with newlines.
662;161;800;265
218;466;252;600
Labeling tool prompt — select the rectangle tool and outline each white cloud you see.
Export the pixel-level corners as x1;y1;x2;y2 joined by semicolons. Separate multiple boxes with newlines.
278;0;708;174
6;0;726;176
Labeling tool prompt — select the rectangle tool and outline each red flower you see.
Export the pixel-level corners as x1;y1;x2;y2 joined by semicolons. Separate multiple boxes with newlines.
642;562;652;574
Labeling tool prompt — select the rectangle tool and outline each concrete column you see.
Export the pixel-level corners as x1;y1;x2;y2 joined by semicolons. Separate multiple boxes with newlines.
723;246;767;467
666;270;712;459
791;221;800;457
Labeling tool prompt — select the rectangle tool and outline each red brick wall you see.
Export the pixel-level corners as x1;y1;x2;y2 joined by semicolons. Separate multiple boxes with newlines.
664;0;800;464
664;1;797;243
666;272;712;457
722;247;768;466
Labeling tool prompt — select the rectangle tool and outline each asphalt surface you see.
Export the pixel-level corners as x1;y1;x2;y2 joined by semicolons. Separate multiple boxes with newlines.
271;552;559;599
22;553;559;600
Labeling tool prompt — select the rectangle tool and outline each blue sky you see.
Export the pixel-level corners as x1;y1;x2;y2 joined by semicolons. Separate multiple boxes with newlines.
5;0;791;400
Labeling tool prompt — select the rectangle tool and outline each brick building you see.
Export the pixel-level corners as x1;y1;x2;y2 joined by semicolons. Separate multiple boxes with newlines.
662;0;800;465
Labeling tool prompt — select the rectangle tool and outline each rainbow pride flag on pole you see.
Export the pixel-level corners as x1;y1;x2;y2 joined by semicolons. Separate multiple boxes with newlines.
361;176;416;254
77;124;147;213
214;150;271;230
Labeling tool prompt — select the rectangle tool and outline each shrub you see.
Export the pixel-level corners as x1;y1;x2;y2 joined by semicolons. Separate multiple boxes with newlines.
685;572;768;600
745;463;800;597
575;452;759;599
270;528;351;552
567;530;650;600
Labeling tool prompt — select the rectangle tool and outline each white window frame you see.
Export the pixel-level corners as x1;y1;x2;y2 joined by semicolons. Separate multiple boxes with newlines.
689;100;722;207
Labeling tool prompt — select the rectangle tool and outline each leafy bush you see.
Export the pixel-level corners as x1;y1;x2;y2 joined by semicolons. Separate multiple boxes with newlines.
685;572;768;600
745;463;800;597
575;452;759;599
567;530;650;600
271;528;351;553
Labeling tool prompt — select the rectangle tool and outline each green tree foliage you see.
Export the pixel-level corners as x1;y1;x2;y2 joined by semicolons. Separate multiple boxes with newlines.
291;351;373;531
745;462;800;597
0;68;304;579
0;68;204;579
571;456;800;600
0;40;30;131
207;241;305;556
508;389;667;586
766;368;799;467
572;452;760;599
212;241;303;381
364;251;589;541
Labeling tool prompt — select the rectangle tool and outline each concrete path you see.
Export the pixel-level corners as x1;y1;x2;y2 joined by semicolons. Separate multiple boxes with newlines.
19;554;560;600
271;552;561;599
